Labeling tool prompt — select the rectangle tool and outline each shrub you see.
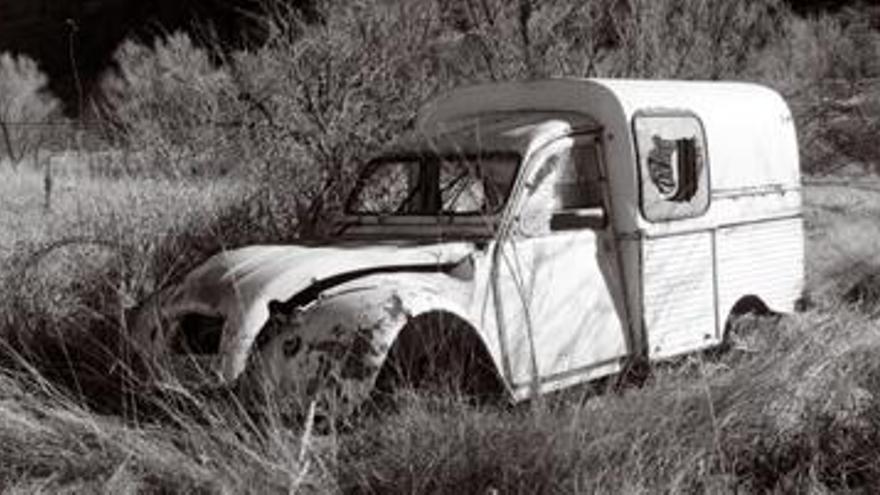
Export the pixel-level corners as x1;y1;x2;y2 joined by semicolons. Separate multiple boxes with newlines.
227;0;461;235
757;9;880;174
101;33;247;178
0;53;60;169
98;0;803;233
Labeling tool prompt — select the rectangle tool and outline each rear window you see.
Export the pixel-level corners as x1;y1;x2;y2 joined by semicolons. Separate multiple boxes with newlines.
634;113;709;221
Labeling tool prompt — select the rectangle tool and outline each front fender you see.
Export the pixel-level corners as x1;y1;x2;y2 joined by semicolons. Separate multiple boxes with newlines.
244;272;489;414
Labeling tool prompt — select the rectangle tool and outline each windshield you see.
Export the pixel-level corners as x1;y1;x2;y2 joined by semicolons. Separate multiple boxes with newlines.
346;152;520;216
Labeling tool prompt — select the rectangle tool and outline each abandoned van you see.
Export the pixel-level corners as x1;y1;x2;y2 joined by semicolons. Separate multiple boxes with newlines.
135;79;804;411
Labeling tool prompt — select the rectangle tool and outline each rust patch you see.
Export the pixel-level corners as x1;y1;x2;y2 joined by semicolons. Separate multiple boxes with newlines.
306;355;334;396
256;309;302;348
340;324;384;380
384;293;410;320
341;358;379;381
282;336;302;358
308;339;348;360
305;324;385;381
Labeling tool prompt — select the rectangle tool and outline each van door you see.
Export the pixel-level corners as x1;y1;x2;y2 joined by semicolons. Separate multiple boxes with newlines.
492;134;629;395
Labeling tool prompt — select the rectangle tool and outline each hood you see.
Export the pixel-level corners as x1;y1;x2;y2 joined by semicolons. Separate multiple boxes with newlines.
172;242;476;312
150;241;479;381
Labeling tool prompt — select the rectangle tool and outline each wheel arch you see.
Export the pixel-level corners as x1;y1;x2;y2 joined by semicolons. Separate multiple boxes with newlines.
372;309;512;402
727;294;773;318
720;293;776;338
247;276;509;413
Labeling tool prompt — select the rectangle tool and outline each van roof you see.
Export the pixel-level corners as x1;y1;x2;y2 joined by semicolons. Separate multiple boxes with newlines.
417;79;801;191
389;110;599;157
417;78;790;130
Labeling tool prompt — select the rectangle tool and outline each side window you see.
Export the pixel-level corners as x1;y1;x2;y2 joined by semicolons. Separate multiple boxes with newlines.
517;141;604;237
634;114;709;221
558;145;603;210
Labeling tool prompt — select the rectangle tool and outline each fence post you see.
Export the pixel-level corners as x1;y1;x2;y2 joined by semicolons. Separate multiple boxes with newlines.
1;121;19;171
43;154;53;213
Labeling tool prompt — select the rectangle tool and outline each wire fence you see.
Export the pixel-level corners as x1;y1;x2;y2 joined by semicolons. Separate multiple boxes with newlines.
1;121;116;153
0;120;257;179
1;120;248;152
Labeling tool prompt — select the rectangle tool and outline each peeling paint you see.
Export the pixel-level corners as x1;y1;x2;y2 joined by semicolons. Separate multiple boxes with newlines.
340;324;385;380
282;337;302;358
308;340;349;360
384;294;409;321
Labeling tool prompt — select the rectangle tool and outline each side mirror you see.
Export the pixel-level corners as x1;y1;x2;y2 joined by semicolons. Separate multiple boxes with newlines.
550;207;606;231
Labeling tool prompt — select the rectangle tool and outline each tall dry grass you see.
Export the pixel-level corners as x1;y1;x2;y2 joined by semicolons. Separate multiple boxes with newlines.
0;366;337;493
339;311;880;493
0;165;339;492
329;181;880;493
1;176;875;488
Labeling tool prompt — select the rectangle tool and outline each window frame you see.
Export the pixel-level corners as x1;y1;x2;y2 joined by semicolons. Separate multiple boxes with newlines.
344;150;522;217
513;134;608;238
632;110;711;223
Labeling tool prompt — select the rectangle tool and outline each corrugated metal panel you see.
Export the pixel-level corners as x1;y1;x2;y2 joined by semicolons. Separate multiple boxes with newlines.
642;232;716;358
716;217;804;321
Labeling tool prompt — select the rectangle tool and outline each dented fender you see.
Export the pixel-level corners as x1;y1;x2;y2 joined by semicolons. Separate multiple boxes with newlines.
129;242;482;386
245;271;494;412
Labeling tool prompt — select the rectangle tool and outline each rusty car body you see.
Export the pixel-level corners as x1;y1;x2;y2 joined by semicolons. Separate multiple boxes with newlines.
134;79;805;413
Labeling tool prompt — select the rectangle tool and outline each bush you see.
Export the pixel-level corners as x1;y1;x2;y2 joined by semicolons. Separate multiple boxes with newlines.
0;53;60;169
101;34;247;177
757;10;880;174
98;0;809;233
229;0;461;235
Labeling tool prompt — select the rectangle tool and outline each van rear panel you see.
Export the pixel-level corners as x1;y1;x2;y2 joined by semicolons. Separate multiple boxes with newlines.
715;216;805;320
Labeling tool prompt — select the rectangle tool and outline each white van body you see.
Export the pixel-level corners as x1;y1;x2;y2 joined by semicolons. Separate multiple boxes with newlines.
135;79;804;408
